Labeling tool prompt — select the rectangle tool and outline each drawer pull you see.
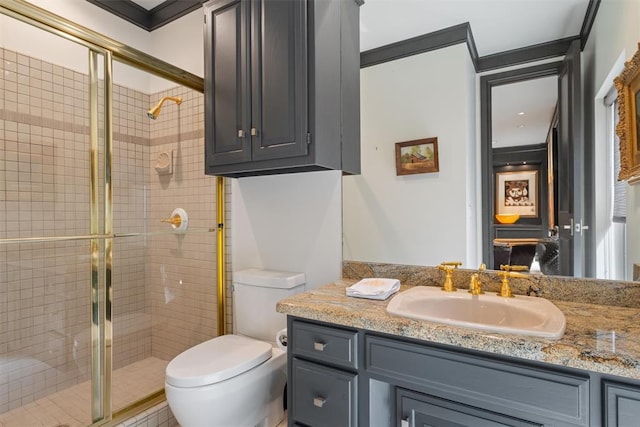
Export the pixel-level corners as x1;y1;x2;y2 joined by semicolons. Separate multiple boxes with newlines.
313;341;327;351
313;397;326;408
400;418;409;427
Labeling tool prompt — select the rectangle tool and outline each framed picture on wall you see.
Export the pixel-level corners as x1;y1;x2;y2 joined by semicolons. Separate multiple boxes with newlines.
495;170;539;218
395;137;439;176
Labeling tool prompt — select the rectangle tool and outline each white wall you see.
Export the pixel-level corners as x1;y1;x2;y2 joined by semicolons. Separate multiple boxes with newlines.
585;0;640;279
343;44;478;267
231;171;343;289
1;1;203;93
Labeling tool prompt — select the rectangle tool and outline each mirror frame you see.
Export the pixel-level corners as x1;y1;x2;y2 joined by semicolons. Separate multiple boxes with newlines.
480;61;563;268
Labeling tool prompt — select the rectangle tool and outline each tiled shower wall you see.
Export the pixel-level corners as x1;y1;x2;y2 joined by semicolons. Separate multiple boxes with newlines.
146;88;218;361
0;47;226;414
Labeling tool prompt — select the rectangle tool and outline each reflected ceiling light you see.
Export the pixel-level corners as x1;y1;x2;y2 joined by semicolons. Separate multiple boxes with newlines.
517;111;526;116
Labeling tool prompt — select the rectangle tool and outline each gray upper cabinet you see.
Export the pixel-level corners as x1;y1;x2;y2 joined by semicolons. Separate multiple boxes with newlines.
203;0;362;178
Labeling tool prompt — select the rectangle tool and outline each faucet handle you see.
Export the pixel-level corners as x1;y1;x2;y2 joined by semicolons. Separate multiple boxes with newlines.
497;265;528;298
440;261;462;269
437;262;461;292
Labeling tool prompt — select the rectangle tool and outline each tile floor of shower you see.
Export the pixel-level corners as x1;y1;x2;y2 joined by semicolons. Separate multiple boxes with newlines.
0;357;167;427
0;355;288;427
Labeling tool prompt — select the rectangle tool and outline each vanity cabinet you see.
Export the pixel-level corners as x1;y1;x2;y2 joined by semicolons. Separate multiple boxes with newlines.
287;316;640;427
367;335;589;426
203;0;361;178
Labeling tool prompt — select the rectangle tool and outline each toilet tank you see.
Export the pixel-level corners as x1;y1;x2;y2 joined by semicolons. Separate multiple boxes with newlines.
233;268;306;342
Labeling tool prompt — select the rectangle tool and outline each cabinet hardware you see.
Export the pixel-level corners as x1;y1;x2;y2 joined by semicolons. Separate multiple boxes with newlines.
313;341;327;351
237;130;245;138
313;397;326;408
250;128;258;136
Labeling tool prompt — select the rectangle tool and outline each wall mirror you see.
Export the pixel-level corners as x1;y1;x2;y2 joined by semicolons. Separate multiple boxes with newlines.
345;42;630;280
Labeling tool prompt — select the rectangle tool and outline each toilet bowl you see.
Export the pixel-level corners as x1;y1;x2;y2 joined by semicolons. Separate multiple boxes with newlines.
165;335;287;427
165;268;305;427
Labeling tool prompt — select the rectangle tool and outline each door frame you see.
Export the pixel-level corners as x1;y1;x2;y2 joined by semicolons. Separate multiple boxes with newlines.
480;62;563;269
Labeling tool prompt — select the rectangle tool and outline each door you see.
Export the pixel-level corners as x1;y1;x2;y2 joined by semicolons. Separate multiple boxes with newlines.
556;39;584;277
250;0;309;161
204;0;251;166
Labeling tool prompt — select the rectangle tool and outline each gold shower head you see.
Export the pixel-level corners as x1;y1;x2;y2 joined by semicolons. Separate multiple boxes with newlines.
147;96;182;119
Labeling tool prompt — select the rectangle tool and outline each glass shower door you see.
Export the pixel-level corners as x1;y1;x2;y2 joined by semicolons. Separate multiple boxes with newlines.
0;12;108;425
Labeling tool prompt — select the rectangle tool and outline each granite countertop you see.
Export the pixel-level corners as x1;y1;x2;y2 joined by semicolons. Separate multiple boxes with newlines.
276;279;640;380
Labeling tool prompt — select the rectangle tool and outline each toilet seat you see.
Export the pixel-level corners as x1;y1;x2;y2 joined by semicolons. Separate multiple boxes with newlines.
166;335;272;388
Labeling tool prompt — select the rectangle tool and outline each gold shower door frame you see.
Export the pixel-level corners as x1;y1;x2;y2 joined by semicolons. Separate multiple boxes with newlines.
0;1;226;425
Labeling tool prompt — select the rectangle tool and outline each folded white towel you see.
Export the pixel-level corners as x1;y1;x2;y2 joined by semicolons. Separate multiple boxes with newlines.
346;278;400;300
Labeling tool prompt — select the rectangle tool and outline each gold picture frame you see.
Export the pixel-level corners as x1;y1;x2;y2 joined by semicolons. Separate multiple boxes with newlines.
614;42;640;182
395;137;439;176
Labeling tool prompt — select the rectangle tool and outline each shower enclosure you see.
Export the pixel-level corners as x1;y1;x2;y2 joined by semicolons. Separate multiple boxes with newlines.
0;2;225;425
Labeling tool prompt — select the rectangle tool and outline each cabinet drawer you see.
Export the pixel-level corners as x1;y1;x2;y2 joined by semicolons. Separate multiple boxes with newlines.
367;335;589;426
604;381;640;426
291;320;358;369
290;358;357;427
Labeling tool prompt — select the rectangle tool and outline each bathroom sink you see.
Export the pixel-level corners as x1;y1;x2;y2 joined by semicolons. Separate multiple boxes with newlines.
386;286;566;339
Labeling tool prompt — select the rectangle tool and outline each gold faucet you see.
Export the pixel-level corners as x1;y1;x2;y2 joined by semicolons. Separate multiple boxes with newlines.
437;262;462;292
497;265;529;298
468;263;486;295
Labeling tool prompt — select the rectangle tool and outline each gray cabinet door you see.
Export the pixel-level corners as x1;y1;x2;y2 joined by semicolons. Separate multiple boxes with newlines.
204;0;251;166
291;358;357;427
604;381;640;426
249;0;308;161
205;0;308;170
398;389;542;427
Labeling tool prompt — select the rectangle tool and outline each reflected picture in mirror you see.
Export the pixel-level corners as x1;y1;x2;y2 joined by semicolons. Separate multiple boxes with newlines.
495;170;539;218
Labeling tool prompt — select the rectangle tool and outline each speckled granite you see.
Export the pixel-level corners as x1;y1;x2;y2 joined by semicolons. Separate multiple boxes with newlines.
343;261;640;308
276;279;640;381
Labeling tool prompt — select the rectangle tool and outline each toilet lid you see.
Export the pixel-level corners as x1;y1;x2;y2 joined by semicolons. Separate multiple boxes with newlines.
165;335;272;388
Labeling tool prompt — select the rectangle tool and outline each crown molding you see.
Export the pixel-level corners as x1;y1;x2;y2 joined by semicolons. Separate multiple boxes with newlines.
86;0;202;31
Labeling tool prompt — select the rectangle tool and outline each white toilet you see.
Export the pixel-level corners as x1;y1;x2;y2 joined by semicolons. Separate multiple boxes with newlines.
165;268;306;427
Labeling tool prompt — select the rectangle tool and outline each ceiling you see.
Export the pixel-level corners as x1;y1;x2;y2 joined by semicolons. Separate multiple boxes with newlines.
89;0;595;148
360;0;590;56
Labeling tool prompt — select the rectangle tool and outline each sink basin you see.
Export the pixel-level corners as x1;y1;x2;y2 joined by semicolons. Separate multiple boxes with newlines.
386;286;566;339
